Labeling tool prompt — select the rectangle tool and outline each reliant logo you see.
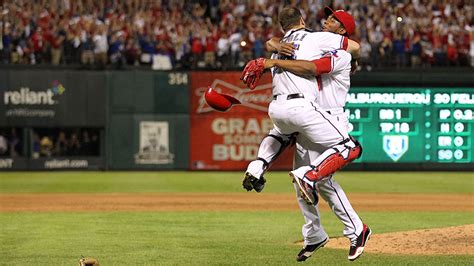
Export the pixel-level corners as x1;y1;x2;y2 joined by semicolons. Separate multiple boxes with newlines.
4;80;66;105
195;79;272;113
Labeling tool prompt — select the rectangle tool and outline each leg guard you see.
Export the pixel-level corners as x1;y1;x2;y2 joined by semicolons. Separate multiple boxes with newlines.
246;131;294;178
305;137;362;182
244;130;295;192
256;132;293;164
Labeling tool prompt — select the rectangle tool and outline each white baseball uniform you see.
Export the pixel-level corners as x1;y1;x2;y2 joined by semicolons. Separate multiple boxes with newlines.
271;30;348;100
294;49;363;245
268;29;354;175
246;48;364;246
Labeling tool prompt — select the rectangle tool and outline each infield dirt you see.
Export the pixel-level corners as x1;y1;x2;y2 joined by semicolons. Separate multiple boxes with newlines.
0;193;471;212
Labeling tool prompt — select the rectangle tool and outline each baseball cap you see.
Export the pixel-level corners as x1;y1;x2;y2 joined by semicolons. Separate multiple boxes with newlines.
204;87;241;112
324;6;355;36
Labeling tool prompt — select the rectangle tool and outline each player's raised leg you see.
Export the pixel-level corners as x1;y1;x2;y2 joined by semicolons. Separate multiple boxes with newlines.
291;135;362;196
243;129;293;192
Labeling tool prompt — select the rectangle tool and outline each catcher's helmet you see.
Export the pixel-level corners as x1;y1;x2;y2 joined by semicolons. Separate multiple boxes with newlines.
204;87;241;112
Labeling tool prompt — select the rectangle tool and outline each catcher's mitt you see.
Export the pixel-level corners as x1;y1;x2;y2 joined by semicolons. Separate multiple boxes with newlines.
78;257;99;266
240;58;266;90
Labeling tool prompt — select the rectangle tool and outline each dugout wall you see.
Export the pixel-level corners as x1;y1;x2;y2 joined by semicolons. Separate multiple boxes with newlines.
0;70;106;170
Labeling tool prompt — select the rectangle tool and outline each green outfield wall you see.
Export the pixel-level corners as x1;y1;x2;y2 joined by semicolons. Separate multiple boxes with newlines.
0;69;472;170
106;71;189;169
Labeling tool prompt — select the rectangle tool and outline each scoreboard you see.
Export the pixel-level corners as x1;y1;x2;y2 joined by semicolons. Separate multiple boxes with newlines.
346;87;473;164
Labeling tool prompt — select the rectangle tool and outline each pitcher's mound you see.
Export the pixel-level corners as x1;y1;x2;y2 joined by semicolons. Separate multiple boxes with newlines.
325;224;473;255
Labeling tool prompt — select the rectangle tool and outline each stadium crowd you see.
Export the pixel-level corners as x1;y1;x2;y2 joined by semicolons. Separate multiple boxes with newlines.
0;0;472;70
0;127;100;158
31;128;100;158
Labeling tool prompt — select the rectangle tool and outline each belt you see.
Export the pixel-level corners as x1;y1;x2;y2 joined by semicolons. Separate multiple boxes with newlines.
273;93;305;100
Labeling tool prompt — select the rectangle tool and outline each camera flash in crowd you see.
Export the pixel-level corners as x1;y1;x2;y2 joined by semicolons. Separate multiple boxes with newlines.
240;41;247;47
397;16;403;22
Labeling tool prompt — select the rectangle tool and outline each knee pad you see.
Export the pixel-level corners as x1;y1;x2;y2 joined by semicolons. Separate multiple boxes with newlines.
304;137;362;182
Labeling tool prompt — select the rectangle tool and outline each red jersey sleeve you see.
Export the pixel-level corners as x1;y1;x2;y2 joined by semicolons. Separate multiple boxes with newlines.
312;57;332;75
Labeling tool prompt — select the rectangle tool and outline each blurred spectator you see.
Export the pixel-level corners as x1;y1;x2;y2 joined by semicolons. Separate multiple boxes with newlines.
109;32;126;69
380;37;393;67
32;133;40;159
152;40;173;70
204;29;218;69
68;133;81;156
229;28;242;66
191;33;204;69
0;133;7;155
81;33;95;67
240;30;253;65
420;35;434;67
124;38;140;66
93;26;109;68
50;27;65;66
217;31;230;70
139;34;155;65
30;28;45;64
368;25;384;68
90;131;100;155
359;38;372;71
40;135;53;157
393;32;406;68
63;29;81;64
251;31;265;58
447;41;458;66
432;28;447;66
55;131;68;156
410;35;422;68
32;128;100;157
1;24;12;64
471;31;474;67
9;128;20;157
81;130;92;156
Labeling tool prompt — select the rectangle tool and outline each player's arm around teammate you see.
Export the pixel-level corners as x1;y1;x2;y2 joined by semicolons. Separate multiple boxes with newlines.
266;36;360;61
266;6;360;72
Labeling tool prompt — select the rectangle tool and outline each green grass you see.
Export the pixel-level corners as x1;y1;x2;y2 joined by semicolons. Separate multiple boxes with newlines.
0;171;473;193
1;211;472;265
0;171;473;265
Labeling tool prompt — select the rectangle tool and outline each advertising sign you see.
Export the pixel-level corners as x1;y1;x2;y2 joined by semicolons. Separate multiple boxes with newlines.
0;70;106;126
189;72;294;170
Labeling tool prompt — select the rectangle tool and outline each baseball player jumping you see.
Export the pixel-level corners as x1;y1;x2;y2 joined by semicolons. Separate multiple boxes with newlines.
241;7;371;262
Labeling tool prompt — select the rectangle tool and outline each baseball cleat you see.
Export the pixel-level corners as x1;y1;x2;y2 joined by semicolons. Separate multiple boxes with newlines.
290;172;318;205
348;224;371;261
296;237;329;262
242;172;266;192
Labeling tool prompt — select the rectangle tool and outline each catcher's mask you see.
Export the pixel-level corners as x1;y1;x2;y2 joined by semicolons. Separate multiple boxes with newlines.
204;87;241;112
